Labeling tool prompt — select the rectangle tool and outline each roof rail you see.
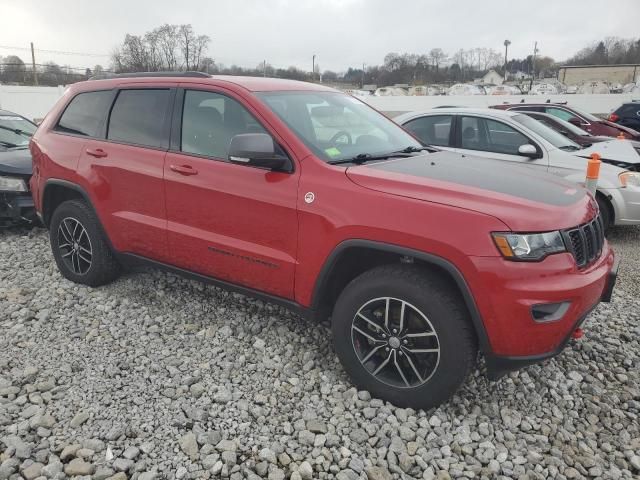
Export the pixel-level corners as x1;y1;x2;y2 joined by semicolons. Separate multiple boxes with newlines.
89;71;211;80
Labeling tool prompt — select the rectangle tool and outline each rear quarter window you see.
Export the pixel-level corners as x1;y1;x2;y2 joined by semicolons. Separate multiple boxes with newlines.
55;91;113;137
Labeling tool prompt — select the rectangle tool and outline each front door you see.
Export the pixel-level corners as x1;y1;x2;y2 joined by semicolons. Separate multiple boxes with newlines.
453;115;549;171
163;88;299;299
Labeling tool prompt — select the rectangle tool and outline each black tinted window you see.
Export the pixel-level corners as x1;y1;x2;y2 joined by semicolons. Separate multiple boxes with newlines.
181;90;266;159
619;104;640;116
108;89;170;148
56;91;112;137
403;115;452;146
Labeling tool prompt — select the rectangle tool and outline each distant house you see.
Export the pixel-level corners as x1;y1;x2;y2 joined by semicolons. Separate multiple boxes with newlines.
482;69;504;85
511;70;529;80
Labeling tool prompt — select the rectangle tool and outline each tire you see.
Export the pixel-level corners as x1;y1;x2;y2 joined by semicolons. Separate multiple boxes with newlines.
596;194;613;233
331;264;477;409
49;199;121;287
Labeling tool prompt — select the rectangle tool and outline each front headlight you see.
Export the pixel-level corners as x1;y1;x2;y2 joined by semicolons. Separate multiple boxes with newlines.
0;176;27;192
619;171;640;188
492;231;566;261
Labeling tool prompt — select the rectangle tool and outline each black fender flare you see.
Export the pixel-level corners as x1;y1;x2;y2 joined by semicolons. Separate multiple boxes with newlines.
311;239;491;353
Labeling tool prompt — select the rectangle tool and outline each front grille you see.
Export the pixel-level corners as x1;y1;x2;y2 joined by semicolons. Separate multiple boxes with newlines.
563;215;605;268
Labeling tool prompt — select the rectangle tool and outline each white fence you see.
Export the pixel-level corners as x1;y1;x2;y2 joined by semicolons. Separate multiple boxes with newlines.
0;85;65;121
361;93;638;116
0;85;637;122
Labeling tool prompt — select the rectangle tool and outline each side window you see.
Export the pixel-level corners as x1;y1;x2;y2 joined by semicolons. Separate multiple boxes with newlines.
460;116;484;150
181;90;267;159
461;116;529;155
545;107;576;122
485;119;530;155
107;89;171;148
403;115;452;147
56;91;113;137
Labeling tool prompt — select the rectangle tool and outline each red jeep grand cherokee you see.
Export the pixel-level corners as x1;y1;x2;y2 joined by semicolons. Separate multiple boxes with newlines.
30;73;617;408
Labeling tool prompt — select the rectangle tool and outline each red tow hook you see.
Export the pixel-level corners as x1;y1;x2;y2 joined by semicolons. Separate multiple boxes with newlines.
572;328;584;340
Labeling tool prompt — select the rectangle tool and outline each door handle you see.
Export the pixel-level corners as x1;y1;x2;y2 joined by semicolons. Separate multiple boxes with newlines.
170;164;198;176
85;148;108;158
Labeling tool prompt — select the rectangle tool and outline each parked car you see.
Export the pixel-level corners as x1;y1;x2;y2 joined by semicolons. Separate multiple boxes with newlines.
395;107;640;229
30;73;617;409
0;109;37;227
520;111;612;147
491;102;640;140
608;101;640;132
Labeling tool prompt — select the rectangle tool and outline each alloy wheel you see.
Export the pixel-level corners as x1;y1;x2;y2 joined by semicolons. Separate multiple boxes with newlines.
57;217;93;275
351;297;440;388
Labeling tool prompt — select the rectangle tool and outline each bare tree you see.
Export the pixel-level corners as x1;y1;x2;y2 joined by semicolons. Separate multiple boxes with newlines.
429;48;446;71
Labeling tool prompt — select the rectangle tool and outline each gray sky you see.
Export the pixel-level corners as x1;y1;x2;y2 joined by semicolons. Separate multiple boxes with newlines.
2;0;639;73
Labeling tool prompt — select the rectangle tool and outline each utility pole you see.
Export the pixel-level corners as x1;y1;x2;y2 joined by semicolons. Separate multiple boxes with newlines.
503;39;511;83
263;60;266;77
529;41;538;92
361;63;365;89
312;54;316;82
30;42;38;86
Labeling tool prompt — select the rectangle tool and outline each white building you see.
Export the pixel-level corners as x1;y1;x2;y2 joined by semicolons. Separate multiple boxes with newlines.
482;69;504;85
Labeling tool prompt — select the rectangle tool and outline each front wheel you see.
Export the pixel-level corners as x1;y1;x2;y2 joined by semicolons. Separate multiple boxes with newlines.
331;265;477;409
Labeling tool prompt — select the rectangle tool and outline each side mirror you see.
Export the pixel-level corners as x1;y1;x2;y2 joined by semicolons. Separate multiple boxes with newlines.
568;117;583;127
228;133;292;172
518;144;539;158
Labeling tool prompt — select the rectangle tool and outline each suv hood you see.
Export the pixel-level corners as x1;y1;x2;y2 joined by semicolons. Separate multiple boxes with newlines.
346;151;597;231
0;148;32;176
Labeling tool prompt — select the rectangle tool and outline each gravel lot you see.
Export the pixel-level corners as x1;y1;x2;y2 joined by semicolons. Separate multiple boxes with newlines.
1;227;639;480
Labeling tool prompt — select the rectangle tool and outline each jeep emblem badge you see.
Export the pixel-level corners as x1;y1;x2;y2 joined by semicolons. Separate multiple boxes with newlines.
304;192;315;204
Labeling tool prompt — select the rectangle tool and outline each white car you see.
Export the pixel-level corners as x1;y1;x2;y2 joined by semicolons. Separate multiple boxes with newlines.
395;108;640;229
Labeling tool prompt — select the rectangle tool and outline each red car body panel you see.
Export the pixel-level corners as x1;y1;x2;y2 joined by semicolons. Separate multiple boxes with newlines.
30;76;616;366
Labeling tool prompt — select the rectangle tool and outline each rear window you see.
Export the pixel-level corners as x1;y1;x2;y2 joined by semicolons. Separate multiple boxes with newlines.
107;89;171;148
618;104;640;116
56;91;113;137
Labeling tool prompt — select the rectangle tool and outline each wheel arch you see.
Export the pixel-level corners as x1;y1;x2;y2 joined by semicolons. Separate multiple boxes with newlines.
311;239;491;353
42;179;116;252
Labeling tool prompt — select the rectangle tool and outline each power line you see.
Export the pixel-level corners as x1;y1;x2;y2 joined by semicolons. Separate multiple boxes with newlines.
0;45;109;58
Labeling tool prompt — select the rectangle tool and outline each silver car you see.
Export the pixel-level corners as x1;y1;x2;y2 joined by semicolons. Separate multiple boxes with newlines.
394;108;640;229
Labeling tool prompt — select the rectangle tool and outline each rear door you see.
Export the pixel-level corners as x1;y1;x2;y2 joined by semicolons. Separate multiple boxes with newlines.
77;86;175;261
453;115;548;171
163;86;299;299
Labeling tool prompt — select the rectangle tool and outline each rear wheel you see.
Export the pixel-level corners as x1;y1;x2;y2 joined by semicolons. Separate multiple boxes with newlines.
331;264;477;409
49;200;121;286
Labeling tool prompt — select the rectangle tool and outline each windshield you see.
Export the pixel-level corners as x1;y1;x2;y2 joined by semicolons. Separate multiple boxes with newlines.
0;115;37;148
569;106;600;122
513;114;582;150
547;115;592;136
257;91;422;162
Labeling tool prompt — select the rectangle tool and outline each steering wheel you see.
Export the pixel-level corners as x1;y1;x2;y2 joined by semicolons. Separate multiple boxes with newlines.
330;130;353;146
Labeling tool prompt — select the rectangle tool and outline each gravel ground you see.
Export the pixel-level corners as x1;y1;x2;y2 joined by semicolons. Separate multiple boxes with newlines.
0;226;639;480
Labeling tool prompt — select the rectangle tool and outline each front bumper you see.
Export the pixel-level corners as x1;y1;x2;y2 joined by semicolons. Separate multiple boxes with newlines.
0;191;36;227
468;244;617;378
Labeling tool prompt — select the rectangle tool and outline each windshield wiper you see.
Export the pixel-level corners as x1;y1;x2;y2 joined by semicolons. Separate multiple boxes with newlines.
328;151;413;165
559;145;581;151
0;140;19;148
396;145;432;153
0;125;32;138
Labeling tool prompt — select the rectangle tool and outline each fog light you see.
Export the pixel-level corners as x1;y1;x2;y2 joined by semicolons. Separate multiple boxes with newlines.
531;302;571;323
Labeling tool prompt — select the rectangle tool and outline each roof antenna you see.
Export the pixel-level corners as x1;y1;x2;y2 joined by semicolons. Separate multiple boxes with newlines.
546;99;551;103
520;98;525;103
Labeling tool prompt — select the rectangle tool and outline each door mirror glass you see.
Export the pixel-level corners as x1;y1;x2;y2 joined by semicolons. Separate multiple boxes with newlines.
568;117;583;126
228;133;292;172
518;144;538;157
